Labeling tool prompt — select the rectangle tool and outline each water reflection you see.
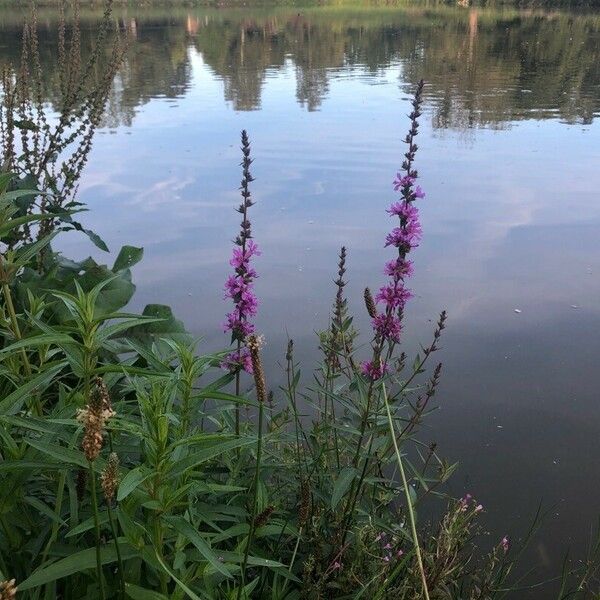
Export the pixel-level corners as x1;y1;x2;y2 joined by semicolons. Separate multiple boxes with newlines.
1;5;599;126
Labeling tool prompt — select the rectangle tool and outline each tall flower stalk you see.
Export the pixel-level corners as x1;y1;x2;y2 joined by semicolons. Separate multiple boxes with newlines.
222;130;260;435
362;79;425;378
238;334;267;598
340;79;428;558
77;377;114;600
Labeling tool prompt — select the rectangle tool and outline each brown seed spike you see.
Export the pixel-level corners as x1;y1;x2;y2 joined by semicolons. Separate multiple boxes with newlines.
100;452;120;504
77;378;115;462
254;505;275;528
247;334;267;404
364;287;377;319
0;579;17;600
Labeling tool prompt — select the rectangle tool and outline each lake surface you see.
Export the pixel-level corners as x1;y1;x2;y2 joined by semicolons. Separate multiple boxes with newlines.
2;2;600;593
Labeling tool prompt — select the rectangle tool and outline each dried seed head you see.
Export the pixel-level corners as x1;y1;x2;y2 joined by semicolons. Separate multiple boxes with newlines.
254;505;275;528
77;377;115;462
285;339;294;362
247;334;267;403
91;376;112;413
76;468;87;501
100;452;120;504
364;287;377;319
299;478;311;526
0;579;17;600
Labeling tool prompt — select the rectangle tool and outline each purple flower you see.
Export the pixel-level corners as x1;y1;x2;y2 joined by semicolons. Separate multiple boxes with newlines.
229;240;261;269
223;313;255;338
360;360;388;381
365;82;426;356
375;283;412;310
387;201;419;220
393;174;415;191
384;222;422;250
223;131;260;374
221;348;253;374
501;536;510;553
384;258;414;279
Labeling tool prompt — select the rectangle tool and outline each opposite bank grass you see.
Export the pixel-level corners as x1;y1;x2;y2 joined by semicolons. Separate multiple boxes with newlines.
0;78;599;598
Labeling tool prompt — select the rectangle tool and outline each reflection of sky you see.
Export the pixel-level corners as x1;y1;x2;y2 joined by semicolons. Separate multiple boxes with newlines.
57;43;600;590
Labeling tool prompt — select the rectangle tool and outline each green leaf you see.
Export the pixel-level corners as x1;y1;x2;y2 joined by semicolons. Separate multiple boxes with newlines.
25;439;89;469
0;212;58;238
167;437;257;479
0;461;69;472
151;550;205;600
0;362;67;414
13;232;58;267
128;304;187;338
331;467;357;510
66;512;109;538
14;119;39;131
17;541;138;590
125;584;169;600
113;245;143;271
0;334;73;356
61;216;109;252
117;466;152;501
96;316;164;345
165;516;231;577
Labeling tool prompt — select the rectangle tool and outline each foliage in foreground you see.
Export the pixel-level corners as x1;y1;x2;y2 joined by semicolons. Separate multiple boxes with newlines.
0;14;598;595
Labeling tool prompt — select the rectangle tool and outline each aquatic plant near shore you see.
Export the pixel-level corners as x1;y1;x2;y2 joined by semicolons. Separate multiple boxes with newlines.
362;79;425;377
222;130;260;376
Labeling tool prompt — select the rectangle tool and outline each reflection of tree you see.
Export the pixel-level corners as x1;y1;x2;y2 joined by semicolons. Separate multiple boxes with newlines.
1;5;599;128
399;8;600;127
194;7;600;125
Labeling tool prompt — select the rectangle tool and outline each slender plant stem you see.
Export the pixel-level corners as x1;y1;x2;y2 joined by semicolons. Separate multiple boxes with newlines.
89;463;106;600
237;398;264;600
235;343;241;437
382;384;430;600
1;281;43;415
107;501;126;600
288;526;303;572
41;470;66;564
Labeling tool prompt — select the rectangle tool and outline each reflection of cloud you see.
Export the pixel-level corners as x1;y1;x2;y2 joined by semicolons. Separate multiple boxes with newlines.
128;176;195;212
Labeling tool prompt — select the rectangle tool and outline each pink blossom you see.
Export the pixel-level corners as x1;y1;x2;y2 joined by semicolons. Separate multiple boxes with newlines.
360;360;389;381
384;258;414;279
393;174;415;191
221;348;253;373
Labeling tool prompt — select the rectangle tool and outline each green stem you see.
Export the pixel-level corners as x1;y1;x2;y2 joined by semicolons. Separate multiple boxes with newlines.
237;399;264;600
1;281;43;414
235;341;241;437
89;463;106;600
382;384;430;600
41;470;67;564
107;501;126;600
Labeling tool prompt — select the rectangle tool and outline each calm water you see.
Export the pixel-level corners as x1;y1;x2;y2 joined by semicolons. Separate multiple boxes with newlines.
2;3;600;592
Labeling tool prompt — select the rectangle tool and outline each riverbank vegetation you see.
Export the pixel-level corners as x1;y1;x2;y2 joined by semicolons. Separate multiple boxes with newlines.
0;2;599;598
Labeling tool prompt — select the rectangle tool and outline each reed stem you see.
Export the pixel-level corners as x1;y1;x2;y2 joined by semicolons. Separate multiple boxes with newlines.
382;384;430;600
89;463;106;600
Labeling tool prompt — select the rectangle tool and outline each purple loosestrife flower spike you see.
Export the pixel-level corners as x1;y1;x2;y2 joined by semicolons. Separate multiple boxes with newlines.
371;80;425;348
222;130;260;374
